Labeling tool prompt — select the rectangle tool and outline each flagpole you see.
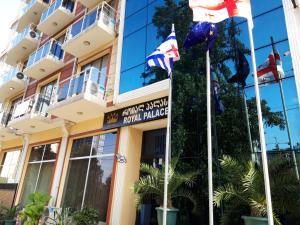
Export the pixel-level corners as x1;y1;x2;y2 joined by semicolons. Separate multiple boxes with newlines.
242;88;256;162
270;37;299;180
162;72;172;225
247;21;274;225
206;49;214;225
162;24;175;225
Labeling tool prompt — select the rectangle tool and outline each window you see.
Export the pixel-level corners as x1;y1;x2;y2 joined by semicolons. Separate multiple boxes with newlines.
62;132;117;222
35;80;57;115
0;150;20;183
20;143;59;205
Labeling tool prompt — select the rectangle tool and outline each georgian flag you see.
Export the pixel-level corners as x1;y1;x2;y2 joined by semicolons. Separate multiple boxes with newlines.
146;31;180;76
189;0;253;28
257;48;285;85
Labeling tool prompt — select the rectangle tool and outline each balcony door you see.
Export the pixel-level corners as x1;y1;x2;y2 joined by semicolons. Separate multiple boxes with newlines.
36;80;57;116
7;97;22;124
81;55;109;92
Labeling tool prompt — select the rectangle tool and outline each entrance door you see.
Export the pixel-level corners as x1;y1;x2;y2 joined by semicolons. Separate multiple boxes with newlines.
137;128;166;225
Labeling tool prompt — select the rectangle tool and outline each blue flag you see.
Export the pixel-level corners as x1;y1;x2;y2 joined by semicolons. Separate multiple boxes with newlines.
227;50;250;87
184;22;218;50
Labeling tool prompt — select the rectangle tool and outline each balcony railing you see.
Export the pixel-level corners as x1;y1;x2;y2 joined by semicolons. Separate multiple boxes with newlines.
11;24;40;49
54;67;106;103
26;40;64;69
22;0;50;15
40;0;75;24
0;67;25;87
65;2;116;43
10;92;53;121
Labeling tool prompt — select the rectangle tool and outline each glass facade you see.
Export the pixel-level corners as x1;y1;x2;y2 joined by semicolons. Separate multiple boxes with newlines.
120;0;167;94
62;132;117;222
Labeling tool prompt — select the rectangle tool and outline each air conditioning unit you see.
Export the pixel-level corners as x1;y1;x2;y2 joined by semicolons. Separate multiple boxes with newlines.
29;30;37;39
86;81;99;95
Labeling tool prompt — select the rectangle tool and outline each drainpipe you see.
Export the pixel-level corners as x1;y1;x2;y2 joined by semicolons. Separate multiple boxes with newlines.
49;121;72;207
15;134;30;183
113;0;127;104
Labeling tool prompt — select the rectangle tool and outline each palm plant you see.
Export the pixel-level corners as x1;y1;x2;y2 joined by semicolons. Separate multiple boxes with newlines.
20;192;51;225
214;155;300;225
133;159;199;210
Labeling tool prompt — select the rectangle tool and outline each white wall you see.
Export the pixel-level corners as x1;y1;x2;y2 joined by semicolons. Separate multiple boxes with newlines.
282;0;300;105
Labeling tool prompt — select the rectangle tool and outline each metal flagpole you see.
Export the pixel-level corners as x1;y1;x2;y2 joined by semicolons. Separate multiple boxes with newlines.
162;23;175;225
270;36;299;180
242;88;256;162
247;21;274;225
206;50;214;225
162;75;172;225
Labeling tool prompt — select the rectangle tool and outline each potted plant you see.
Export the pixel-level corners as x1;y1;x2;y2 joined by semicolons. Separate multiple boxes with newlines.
214;155;300;225
72;208;99;225
133;160;198;225
41;207;73;225
2;205;19;225
19;192;51;225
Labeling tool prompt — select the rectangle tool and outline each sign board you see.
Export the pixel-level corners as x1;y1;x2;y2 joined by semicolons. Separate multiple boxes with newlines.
102;97;168;130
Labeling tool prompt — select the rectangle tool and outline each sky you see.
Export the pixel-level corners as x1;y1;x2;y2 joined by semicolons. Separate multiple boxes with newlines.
0;0;21;53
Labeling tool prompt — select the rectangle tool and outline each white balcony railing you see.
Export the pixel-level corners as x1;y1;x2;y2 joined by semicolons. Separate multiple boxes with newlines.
40;0;75;23
10;92;54;121
0;67;25;87
64;2;116;43
11;24;40;49
26;39;64;69
52;67;106;103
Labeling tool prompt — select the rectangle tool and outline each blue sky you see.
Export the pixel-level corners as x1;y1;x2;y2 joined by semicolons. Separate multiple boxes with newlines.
0;0;21;53
230;1;300;150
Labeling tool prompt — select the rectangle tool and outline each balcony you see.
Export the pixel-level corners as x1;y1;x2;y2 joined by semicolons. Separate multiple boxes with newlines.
5;24;40;66
23;39;64;80
8;93;63;134
77;0;104;9
0;67;27;102
48;67;107;122
16;0;50;33
0;112;17;142
37;0;75;36
63;2;116;58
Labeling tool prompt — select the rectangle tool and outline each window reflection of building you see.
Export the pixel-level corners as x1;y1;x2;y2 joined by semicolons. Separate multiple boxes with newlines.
62;132;117;223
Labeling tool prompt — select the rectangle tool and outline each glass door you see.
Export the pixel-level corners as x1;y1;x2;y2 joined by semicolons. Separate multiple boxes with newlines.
36;80;57;116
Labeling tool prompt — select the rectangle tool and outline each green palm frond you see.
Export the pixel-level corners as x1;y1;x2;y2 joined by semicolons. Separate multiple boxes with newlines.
133;162;198;209
242;161;257;192
214;184;246;207
220;155;244;180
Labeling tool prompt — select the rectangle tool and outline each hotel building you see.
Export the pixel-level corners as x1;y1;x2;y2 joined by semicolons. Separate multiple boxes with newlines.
0;0;299;225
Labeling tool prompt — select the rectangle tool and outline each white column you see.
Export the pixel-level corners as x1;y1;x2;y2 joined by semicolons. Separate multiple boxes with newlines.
282;0;300;105
15;134;30;183
49;122;71;206
110;127;143;225
113;0;127;103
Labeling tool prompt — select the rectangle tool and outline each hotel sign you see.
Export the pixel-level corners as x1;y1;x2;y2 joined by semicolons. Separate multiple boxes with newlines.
102;97;168;130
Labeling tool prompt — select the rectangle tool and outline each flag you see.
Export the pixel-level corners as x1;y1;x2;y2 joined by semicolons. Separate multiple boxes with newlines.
146;31;180;76
212;72;225;113
189;0;253;28
184;22;218;50
257;47;285;85
228;50;250;87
